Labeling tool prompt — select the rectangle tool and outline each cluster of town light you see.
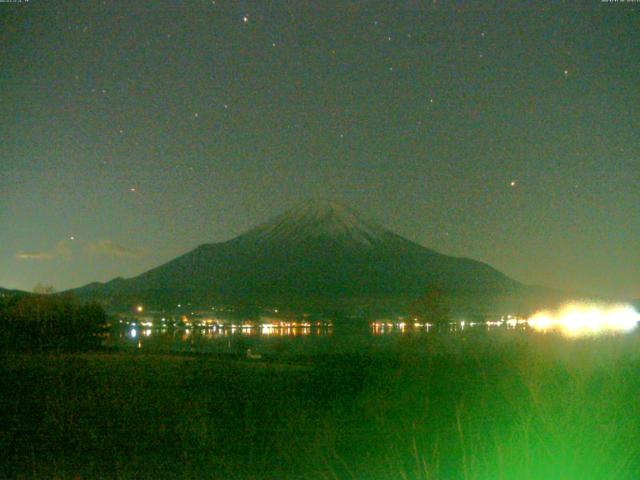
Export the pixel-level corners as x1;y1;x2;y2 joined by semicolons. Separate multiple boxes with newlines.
527;302;640;337
125;314;332;339
369;306;640;338
127;303;639;340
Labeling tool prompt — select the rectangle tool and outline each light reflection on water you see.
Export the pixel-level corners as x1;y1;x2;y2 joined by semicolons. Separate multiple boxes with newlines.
119;322;336;354
116;303;639;354
164;324;332;338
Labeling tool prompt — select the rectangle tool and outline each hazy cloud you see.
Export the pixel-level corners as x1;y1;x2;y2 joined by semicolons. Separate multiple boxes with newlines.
15;251;55;260
16;240;72;261
86;239;143;258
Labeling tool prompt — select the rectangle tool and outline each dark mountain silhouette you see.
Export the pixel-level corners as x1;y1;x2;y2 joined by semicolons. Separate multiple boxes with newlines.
69;200;552;313
0;287;29;298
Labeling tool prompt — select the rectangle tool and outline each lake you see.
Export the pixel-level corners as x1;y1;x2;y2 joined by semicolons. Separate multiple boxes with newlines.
108;304;640;358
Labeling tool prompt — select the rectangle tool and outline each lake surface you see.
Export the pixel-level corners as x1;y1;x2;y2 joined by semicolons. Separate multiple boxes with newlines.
107;308;640;357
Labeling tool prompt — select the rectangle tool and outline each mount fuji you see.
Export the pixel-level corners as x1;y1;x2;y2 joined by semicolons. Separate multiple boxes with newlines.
70;200;530;313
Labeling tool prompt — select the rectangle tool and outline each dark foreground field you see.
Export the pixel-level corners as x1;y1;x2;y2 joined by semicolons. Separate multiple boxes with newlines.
2;332;640;479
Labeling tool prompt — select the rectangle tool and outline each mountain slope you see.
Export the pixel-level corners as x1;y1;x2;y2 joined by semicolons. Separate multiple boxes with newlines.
0;287;29;299
71;200;524;311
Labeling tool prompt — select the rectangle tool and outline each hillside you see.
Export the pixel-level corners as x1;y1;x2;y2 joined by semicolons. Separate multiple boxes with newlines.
69;200;560;314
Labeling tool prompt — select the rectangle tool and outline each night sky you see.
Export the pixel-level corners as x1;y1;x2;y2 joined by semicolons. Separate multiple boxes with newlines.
1;1;638;298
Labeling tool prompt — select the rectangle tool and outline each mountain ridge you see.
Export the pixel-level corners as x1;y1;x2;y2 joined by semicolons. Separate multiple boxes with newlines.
68;200;552;314
0;287;30;298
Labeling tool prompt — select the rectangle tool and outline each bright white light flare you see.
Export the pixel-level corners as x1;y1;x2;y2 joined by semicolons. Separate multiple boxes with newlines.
527;302;640;337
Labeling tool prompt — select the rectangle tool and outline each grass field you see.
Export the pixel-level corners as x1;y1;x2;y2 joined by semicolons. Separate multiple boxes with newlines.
2;331;640;479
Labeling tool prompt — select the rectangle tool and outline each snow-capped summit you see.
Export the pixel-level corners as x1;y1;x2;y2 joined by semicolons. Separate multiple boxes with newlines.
242;199;389;247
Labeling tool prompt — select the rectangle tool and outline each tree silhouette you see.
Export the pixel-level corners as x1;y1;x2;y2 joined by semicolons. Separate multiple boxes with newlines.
0;294;108;352
32;284;56;295
408;288;451;324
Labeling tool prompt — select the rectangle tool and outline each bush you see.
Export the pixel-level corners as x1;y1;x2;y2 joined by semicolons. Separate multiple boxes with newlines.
0;295;108;352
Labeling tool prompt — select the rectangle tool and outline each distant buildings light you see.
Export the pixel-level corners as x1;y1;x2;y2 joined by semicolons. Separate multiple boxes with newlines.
527;302;639;337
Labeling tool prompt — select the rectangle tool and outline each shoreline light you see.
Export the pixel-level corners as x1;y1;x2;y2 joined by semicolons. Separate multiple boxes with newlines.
527;302;640;337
